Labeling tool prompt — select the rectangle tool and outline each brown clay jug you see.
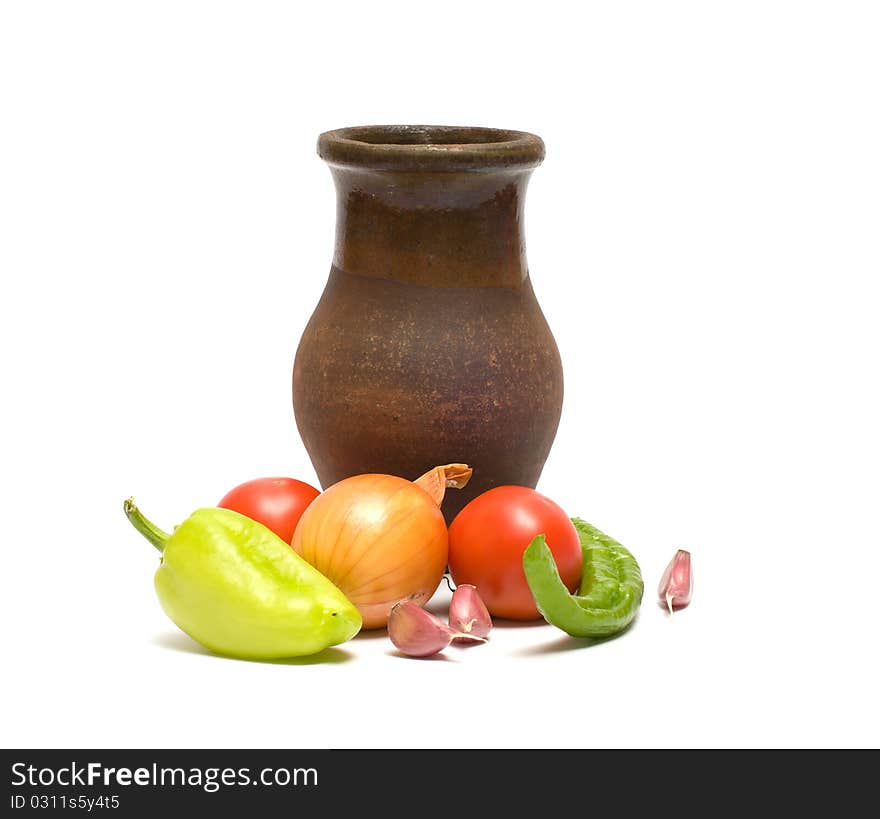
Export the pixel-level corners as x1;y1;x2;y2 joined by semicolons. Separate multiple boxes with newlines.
293;125;563;522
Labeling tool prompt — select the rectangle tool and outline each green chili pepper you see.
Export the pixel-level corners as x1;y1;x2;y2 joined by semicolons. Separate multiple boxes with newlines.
124;499;362;659
523;517;644;637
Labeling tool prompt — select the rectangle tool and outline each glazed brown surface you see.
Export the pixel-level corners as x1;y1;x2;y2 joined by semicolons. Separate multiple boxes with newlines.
294;125;563;522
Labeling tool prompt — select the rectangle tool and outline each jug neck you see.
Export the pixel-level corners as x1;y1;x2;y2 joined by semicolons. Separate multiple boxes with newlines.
317;125;545;289
329;167;534;288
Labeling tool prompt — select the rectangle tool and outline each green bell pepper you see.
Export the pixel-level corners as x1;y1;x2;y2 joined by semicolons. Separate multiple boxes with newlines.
124;499;362;659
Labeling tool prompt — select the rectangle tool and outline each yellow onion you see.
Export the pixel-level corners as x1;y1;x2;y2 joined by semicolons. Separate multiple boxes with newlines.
291;464;471;628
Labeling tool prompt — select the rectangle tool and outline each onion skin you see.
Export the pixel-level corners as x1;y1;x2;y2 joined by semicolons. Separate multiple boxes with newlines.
291;473;449;628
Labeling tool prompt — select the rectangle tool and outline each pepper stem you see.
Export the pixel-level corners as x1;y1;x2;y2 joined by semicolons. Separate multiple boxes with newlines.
123;497;170;552
414;463;473;506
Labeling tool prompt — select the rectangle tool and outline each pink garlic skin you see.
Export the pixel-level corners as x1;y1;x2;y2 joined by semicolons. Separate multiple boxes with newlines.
388;601;456;657
658;549;693;614
449;584;492;641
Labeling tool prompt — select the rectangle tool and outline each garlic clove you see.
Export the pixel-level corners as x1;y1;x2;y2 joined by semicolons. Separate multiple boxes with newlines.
388;601;456;657
389;600;486;657
658;549;693;613
448;584;492;641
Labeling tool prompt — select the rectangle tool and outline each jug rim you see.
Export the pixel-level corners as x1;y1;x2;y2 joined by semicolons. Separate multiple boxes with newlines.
318;124;545;172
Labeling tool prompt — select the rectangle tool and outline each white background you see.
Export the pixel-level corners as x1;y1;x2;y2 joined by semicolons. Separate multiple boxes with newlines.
2;1;878;749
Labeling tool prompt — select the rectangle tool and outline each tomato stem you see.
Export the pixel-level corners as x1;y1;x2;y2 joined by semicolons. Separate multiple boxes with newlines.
123;498;169;552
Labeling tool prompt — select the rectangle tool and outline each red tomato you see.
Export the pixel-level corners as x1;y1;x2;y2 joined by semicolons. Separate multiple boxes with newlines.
448;486;582;620
218;477;320;544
